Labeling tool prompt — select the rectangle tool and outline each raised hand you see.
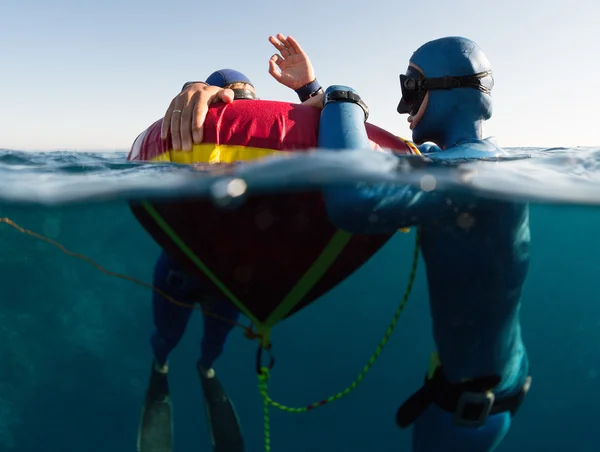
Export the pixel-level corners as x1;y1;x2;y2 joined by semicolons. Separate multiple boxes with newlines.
268;34;316;90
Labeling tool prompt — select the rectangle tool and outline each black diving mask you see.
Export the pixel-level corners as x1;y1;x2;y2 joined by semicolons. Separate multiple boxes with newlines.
397;66;493;116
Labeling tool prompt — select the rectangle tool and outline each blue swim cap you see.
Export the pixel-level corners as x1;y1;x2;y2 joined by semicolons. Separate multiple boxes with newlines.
205;69;253;88
398;37;494;146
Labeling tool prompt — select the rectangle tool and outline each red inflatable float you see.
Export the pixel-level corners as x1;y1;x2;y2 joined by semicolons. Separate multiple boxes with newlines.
127;99;418;331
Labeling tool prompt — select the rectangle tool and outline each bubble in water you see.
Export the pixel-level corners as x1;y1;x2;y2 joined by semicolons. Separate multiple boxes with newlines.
420;174;436;192
226;178;248;197
457;212;475;229
210;178;248;209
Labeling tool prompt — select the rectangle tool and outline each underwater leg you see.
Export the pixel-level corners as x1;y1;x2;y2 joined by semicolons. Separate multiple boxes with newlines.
197;299;244;452
150;252;196;367
138;252;196;452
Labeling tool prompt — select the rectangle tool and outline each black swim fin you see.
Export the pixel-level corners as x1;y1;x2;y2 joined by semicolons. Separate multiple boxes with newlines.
137;361;173;452
198;363;244;452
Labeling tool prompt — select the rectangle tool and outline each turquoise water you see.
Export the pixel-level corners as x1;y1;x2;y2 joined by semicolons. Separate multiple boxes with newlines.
1;148;599;451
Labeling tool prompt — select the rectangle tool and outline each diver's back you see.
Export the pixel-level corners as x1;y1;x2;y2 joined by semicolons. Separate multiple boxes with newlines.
419;199;530;391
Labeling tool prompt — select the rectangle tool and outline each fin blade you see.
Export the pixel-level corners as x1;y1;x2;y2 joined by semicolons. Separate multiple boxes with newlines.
137;396;173;452
201;374;244;452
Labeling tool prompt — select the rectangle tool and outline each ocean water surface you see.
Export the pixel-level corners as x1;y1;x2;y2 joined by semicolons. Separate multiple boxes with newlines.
0;147;599;452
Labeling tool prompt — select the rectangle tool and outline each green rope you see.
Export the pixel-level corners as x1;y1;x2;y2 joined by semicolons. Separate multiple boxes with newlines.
141;201;260;325
264;230;352;327
141;202;354;343
258;229;421;449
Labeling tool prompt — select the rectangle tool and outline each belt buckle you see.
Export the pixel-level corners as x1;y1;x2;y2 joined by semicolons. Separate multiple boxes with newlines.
452;390;495;428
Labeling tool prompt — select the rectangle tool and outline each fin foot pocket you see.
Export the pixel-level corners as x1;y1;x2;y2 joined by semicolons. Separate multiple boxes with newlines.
137;361;174;452
198;363;244;452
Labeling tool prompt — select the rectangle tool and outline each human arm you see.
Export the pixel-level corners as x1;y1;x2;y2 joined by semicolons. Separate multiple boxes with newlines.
322;136;512;234
322;153;476;234
268;34;324;103
323;180;447;234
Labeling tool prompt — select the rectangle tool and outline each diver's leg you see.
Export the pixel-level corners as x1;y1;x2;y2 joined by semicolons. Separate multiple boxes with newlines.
408;354;530;452
150;253;195;369
413;406;511;452
197;298;244;452
397;310;531;452
397;321;531;452
138;251;195;452
198;298;241;372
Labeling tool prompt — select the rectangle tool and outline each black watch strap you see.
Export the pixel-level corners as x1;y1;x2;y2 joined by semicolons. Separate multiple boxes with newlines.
323;89;369;121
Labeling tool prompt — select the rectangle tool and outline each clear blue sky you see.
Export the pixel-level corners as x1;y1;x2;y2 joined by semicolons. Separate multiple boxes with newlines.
1;0;597;151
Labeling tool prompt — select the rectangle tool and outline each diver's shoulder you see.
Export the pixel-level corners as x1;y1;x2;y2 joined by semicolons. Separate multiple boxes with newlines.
464;136;507;154
432;137;507;160
417;142;442;153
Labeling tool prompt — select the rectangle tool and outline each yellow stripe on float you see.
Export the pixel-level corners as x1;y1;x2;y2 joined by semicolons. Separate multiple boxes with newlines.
152;140;420;163
396;136;421;156
151;144;285;164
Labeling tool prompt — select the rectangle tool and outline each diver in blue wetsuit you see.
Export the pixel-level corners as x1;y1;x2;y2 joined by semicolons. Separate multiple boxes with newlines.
329;37;532;451
137;70;252;452
266;35;532;451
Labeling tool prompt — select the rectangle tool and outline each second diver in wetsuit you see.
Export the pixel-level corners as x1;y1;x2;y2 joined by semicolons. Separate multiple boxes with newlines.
137;69;256;452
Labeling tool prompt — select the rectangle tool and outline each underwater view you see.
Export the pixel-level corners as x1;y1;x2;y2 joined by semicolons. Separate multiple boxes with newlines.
0;146;599;452
5;0;600;447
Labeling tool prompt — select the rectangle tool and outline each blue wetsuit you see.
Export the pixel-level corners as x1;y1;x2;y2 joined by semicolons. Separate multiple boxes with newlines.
139;69;253;452
149;68;254;373
150;251;240;370
324;139;530;451
319;37;532;452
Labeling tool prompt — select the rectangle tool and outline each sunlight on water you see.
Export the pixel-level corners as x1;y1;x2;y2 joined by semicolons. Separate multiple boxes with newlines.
1;147;599;206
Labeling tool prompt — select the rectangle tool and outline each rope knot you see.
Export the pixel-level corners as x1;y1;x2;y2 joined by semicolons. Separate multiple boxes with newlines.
244;325;263;341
